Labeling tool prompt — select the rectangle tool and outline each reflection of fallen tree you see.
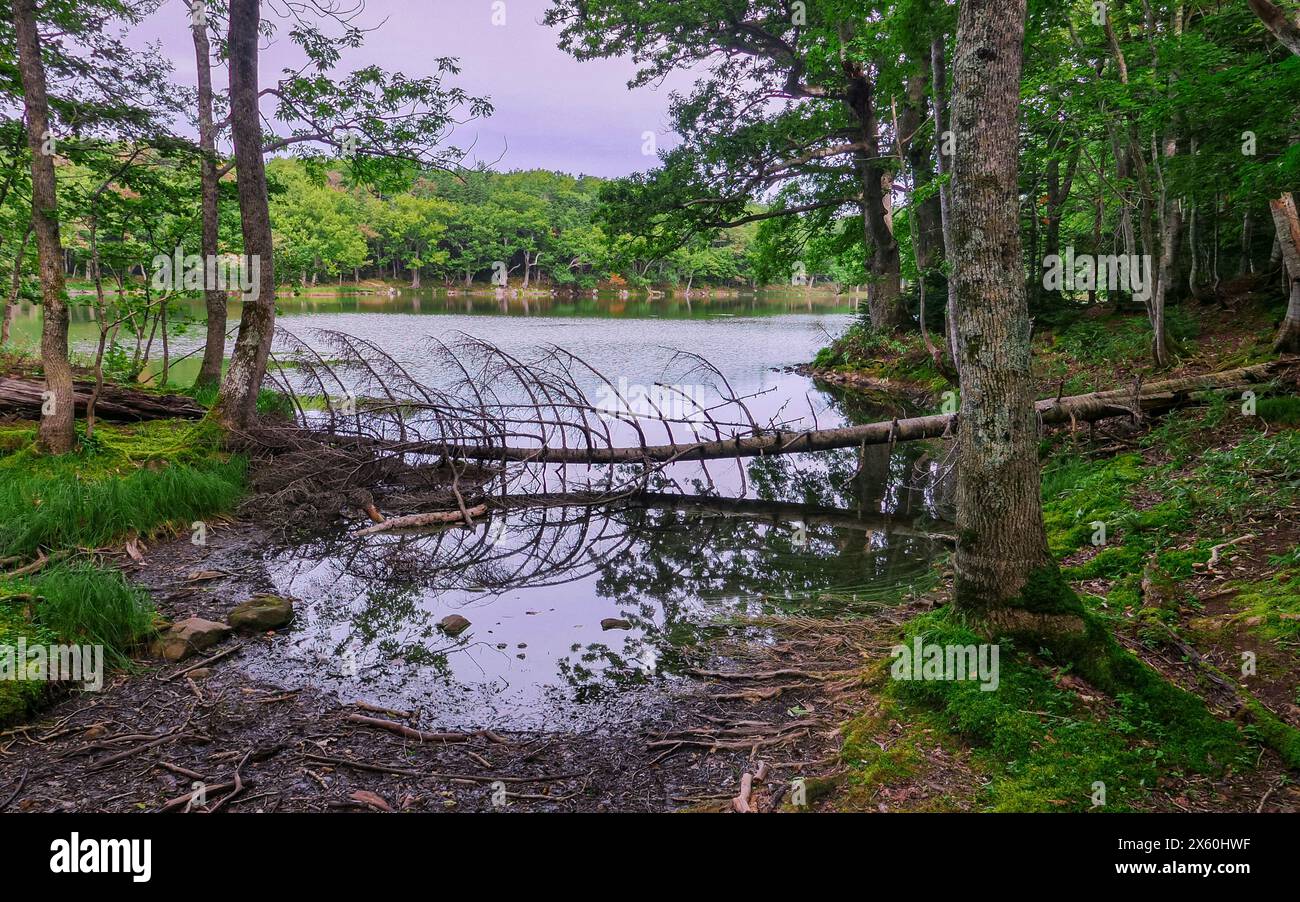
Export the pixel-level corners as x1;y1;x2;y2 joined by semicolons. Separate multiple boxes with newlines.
492;491;953;542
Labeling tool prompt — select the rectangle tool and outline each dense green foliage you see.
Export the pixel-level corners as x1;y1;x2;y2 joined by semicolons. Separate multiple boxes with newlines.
264;161;761;289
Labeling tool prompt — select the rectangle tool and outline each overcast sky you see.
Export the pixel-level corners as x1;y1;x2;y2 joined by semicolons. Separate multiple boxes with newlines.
130;0;695;177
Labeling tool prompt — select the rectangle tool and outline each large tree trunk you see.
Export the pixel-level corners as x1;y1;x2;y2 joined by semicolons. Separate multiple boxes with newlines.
1271;193;1300;352
191;1;226;389
214;0;277;430
12;0;75;453
949;0;1074;632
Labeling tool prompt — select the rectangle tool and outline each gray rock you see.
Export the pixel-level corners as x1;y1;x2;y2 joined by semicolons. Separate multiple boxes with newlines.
600;618;633;631
228;594;295;631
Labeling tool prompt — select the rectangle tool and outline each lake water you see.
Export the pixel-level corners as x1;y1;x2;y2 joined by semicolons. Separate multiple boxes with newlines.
11;288;952;728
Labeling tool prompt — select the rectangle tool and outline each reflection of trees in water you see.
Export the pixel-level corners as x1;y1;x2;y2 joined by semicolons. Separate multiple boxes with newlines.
265;482;948;700
257;365;954;703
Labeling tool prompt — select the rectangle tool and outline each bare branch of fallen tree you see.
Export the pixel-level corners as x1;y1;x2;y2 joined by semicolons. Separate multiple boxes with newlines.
386;360;1290;464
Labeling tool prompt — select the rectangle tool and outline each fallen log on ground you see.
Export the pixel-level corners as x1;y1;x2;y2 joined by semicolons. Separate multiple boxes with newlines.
0;377;206;422
414;360;1291;464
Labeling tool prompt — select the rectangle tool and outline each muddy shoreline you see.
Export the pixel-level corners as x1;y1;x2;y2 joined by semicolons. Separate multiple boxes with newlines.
0;520;852;813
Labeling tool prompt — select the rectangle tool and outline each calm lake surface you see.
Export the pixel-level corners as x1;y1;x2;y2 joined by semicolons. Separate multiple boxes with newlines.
14;289;952;728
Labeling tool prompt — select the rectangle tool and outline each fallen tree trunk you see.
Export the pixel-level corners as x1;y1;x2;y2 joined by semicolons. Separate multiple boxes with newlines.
415;361;1291;464
0;376;206;422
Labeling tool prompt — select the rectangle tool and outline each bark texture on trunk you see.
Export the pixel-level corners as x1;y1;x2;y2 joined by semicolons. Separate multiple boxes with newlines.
1271;193;1300;353
949;0;1063;619
215;0;277;430
192;2;226;389
12;0;75;452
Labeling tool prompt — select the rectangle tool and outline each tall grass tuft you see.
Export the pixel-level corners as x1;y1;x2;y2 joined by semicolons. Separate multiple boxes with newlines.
7;563;155;667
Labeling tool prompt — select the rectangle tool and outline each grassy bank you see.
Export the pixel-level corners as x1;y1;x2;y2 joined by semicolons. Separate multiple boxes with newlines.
808;291;1300;811
822;389;1300;811
0;416;246;725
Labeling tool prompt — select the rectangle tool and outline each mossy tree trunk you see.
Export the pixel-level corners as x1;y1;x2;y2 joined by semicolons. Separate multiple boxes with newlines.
12;0;75;453
949;0;1084;638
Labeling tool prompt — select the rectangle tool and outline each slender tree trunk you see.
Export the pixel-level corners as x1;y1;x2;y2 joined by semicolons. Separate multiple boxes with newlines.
843;61;906;331
1043;142;1079;293
1271;193;1300;352
0;224;32;347
215;0;277;429
86;216;108;439
901;73;942;274
931;37;960;370
1150;180;1181;368
1147;6;1185;366
12;0;75;452
950;0;1078;634
1239;210;1254;276
192;2;225;389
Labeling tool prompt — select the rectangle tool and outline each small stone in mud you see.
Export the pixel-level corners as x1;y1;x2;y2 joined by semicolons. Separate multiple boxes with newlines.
601;618;633;631
187;667;212;680
150;617;231;662
228;594;295;631
438;614;471;636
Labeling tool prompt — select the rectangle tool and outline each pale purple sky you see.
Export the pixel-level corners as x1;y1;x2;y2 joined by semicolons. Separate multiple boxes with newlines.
131;0;696;177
